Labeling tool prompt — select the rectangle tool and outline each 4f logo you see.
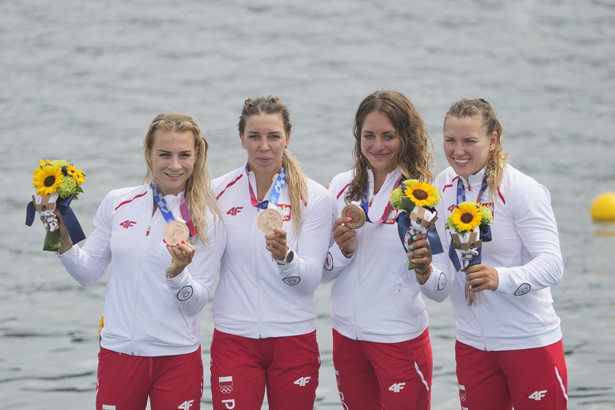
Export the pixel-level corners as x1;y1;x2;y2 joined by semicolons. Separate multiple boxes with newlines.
294;376;311;387
119;220;136;229
388;382;406;393
177;400;194;409
227;207;243;216
529;390;548;400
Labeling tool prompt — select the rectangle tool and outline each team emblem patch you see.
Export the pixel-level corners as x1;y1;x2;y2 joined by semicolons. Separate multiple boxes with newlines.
514;283;531;296
219;376;233;394
437;273;447;290
283;276;301;286
177;285;194;301
459;384;467;401
324;252;334;271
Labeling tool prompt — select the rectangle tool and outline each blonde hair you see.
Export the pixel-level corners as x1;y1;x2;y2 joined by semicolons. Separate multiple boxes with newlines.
444;98;510;202
143;112;221;247
238;96;308;234
346;90;434;202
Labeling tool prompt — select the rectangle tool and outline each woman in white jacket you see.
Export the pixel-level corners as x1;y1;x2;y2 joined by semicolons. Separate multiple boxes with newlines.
432;98;568;409
324;90;449;409
55;113;225;410
211;96;332;410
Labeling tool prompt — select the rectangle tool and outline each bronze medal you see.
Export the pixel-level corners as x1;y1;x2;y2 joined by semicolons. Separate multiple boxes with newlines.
341;204;366;229
163;220;189;245
257;208;283;233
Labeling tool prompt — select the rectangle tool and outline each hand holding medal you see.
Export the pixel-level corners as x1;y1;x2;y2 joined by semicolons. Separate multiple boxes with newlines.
340;204;366;229
257;208;284;233
163;220;190;245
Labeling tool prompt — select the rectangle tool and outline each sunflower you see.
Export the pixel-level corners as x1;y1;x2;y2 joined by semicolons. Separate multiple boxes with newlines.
65;164;77;177
403;180;440;208
33;165;63;196
64;164;85;184
449;202;482;233
72;168;86;184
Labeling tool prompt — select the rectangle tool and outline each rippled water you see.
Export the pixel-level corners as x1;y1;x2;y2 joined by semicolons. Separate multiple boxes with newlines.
2;0;614;408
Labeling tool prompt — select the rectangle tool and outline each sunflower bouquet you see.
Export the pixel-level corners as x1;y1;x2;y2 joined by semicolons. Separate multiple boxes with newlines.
446;201;492;305
389;180;441;271
25;159;86;251
446;201;492;263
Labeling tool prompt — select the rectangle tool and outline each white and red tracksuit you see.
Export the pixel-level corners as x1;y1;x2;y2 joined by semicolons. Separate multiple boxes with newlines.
323;168;450;409
211;165;332;409
432;165;568;409
58;184;225;409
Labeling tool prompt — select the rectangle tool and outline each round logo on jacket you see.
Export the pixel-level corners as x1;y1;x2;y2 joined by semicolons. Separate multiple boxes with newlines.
324;252;334;271
437;273;447;290
283;276;301;286
514;283;531;296
177;285;194;301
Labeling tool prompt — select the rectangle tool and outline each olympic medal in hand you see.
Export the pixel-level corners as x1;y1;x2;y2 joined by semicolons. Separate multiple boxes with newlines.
257;208;284;233
163;220;189;245
341;204;366;229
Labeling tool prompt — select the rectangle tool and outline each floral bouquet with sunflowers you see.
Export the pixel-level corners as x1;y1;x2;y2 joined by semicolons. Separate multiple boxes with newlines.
446;201;493;305
446;201;493;266
390;180;443;271
25;159;86;251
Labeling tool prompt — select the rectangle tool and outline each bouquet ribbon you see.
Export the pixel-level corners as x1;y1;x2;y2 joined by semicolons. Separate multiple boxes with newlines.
25;194;86;250
396;210;444;255
448;223;492;272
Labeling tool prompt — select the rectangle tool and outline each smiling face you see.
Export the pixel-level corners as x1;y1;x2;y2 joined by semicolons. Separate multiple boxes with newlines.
147;129;196;196
360;110;399;178
240;113;290;179
443;115;497;178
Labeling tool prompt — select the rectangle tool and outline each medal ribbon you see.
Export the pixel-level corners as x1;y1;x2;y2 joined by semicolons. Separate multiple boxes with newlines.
246;164;287;210
179;197;196;236
151;183;194;236
360;176;402;224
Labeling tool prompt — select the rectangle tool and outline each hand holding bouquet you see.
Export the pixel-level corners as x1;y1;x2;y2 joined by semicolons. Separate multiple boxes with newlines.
446;201;493;305
25;159;86;251
390;179;442;270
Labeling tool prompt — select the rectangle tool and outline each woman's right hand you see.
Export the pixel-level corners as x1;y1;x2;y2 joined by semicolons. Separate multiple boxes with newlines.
54;209;74;255
332;216;357;256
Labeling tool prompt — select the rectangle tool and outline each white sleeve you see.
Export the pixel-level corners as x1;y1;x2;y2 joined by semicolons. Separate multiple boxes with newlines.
277;183;333;294
57;193;113;287
166;214;225;316
495;181;564;294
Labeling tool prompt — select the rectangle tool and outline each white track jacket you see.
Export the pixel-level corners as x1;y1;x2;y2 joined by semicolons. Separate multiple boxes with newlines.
323;169;450;343
212;165;332;339
432;166;564;351
58;185;225;356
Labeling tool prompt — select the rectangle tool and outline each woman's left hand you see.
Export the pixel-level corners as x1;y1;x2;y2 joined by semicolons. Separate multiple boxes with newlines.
166;241;196;278
266;226;288;261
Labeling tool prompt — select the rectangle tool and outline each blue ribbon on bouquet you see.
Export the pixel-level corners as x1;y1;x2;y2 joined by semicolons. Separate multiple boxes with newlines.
25;194;86;245
395;209;444;255
448;224;492;272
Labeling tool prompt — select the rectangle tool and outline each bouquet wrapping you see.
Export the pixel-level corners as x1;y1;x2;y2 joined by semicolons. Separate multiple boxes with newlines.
25;159;86;251
389;179;443;270
446;201;493;305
